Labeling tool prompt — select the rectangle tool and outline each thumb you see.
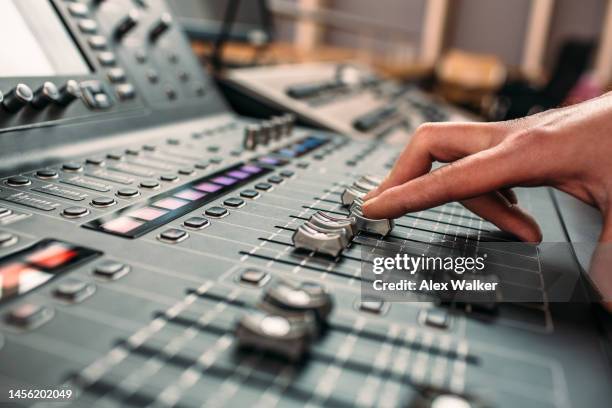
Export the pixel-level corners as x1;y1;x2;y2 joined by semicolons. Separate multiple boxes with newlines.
590;211;612;311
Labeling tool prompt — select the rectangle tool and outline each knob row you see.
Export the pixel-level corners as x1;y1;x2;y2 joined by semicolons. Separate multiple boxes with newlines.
243;113;296;151
1;81;81;113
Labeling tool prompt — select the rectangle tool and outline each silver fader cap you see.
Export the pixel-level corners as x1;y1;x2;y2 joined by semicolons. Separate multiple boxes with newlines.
309;211;356;240
350;198;394;236
341;185;368;206
292;223;346;257
234;311;312;361
263;280;334;323
259;121;273;145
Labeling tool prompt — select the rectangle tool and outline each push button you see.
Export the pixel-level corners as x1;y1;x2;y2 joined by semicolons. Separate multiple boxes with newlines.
36;169;58;179
63;162;83;172
116;83;136;100
205;206;228;218
88;35;108;50
107;68;126;83
239;268;269;287
254;182;273;191
78;19;98;34
0;232;17;248
6;176;31;186
240;189;260;199
223;198;245;208
160;174;178;182
86;157;105;166
178;168;194;176
5;303;53;329
91;196;116;207
158;228;188;243
280;170;295;178
62;206;90;218
54;279;95;303
116;188;139;198
183;217;209;229
94;261;130;280
140;180;160;189
268;176;284;184
359;300;388;315
422;308;450;329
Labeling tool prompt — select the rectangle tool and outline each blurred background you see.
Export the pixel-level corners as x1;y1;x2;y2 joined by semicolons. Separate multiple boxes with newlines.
168;0;612;120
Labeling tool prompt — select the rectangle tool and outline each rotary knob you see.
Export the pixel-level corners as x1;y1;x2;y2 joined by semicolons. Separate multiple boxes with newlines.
149;13;172;42
57;80;82;106
114;9;139;40
2;84;33;113
31;82;60;109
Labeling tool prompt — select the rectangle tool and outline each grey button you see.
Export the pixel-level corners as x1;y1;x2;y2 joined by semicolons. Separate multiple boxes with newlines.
184;217;209;229
240;189;259;199
140;180;160;189
36;169;58;179
91;196;116;207
205;206;228;218
6;176;30;186
239;268;269;286
116;188;139;198
160;174;178;182
223;198;244;208
54;279;95;303
62;206;90;218
94;261;130;280
63;162;83;172
5;303;53;329
158;228;188;243
422;308;450;329
359;300;388;315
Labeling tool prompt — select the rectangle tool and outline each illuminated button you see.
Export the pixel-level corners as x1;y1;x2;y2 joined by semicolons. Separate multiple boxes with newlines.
101;217;143;234
94;261;130;280
211;176;236;186
0;232;17;248
6;176;31;186
174;189;206;201
268;176;284;184
62;206;90;218
63;162;83;172
178;167;194;176
5;303;53;329
240;189;259;199
160;174;178;182
158;228;188;243
86;157;105;166
127;207;167;221
153;197;188;210
140;180;160;189
88;35;108;50
98;52;117;67
254;182;273;191
54;279;95;303
91;196;116;207
116;188;139;198
205;206;228;218
78;19;98;34
107;68;126;83
223;198;244;208
280;170;295;178
36;169;58;179
239;268;269;287
116;83;136;100
194;182;221;193
184;216;209;229
359;300;388;315
227;170;250;180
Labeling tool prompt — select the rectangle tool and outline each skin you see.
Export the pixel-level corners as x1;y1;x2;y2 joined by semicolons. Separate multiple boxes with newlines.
362;93;612;309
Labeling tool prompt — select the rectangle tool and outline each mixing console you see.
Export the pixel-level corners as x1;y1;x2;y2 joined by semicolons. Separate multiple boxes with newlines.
0;1;610;407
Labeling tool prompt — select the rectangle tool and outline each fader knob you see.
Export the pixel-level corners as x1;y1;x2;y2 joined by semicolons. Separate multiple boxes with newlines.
114;10;139;40
259;121;273;145
149;13;172;42
263;280;333;322
31;82;60;109
243;124;260;150
57;80;82;106
2;84;33;113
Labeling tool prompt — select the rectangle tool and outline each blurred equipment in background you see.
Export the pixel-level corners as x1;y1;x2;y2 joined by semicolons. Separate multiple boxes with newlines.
491;40;596;120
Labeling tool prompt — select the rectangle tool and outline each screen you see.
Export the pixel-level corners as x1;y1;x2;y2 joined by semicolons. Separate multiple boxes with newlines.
0;0;90;77
169;0;269;43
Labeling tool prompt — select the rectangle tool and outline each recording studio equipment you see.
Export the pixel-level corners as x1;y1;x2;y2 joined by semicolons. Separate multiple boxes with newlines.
0;1;611;407
220;62;476;143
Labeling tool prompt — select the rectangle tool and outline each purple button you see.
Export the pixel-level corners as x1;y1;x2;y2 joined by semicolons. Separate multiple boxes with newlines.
227;170;250;180
259;157;279;165
174;189;206;201
240;165;262;174
211;176;236;186
194;182;222;193
153;197;189;210
127;207;168;221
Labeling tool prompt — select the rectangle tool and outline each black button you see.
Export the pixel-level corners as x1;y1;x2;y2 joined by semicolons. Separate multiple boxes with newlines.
63;162;83;172
178;168;194;175
6;176;31;186
36;169;58;179
91;196;116;207
207;145;220;152
184;216;209;229
107;152;124;160
254;182;273;191
205;206;228;218
167;138;180;145
268;176;284;184
240;189;260;199
296;162;309;169
86;157;106;166
223;198;245;208
125;148;140;155
239;268;269;286
158;228;188;243
54;279;95;303
117;188;139;198
62;206;89;218
313;154;324;160
160;174;178;182
194;162;209;170
230;149;243;156
143;144;156;151
94;261;130;280
209;157;223;164
140;180;160;189
5;303;52;329
165;86;177;100
359;300;388;315
0;232;17;248
280;170;295;178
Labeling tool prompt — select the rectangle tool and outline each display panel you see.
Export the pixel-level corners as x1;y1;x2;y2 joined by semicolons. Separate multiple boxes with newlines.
0;0;90;77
